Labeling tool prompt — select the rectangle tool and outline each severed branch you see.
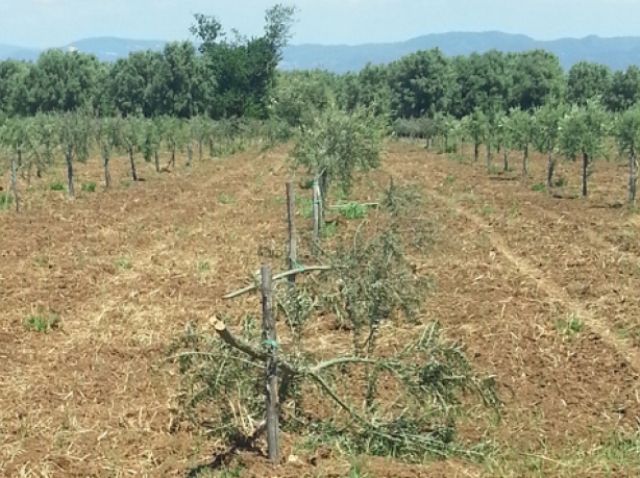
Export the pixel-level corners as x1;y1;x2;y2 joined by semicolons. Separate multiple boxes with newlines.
329;202;379;210
223;265;331;299
210;316;370;426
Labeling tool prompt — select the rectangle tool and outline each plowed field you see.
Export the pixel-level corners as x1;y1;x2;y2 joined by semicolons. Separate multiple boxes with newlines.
1;142;639;477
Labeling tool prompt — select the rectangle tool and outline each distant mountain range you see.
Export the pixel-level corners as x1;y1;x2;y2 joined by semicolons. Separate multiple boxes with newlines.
3;32;640;73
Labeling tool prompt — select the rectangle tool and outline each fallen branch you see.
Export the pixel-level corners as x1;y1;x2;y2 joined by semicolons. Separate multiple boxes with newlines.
329;202;379;210
210;316;369;426
224;265;331;299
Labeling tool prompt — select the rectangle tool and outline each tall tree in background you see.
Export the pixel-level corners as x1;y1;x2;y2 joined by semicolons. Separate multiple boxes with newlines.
190;4;296;120
566;61;612;106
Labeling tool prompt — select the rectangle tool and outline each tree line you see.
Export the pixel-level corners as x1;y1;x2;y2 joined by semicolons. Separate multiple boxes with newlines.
1;40;640;122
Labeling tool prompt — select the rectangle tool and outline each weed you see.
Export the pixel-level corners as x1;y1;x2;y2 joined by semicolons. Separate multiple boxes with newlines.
116;258;132;269
531;183;546;193
556;314;583;336
50;182;65;191
0;193;13;210
119;181;131;189
81;181;97;193
34;254;49;267
323;222;338;238
445;175;456;184
24;314;59;333
337;202;368;220
298;197;314;219
481;205;495;216
347;461;370;478
219;193;236;204
197;261;211;273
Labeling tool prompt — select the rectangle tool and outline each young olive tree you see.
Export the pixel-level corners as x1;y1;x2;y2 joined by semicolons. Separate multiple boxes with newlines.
96;117;119;188
0;118;34;211
57;111;92;198
162;116;189;169
33;113;57;179
290;106;386;203
615;104;640;204
117;115;144;182
532;102;566;191
463;107;487;163
559;100;610;198
507;107;535;177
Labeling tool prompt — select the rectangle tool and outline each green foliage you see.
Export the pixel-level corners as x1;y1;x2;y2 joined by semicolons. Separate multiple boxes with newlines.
290;106;385;199
335;202;369;220
50;182;65;191
170;224;498;463
23;313;59;333
0;193;13;210
81;182;97;193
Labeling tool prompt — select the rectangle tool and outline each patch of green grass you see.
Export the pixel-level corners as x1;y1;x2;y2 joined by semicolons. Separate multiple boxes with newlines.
272;196;286;204
219;193;236;204
197;261;211;273
34;254;49;267
488;165;500;174
298;197;314;219
0;193;13;210
50;182;65;191
81;181;97;193
480;204;495;216
323;222;338;238
337;202;368;220
300;178;314;190
445;175;456;184
531;183;546;193
449;154;466;164
616;328;631;339
347;460;371;478
115;258;132;270
556;314;583;336
24;314;59;333
119;181;131;189
554;177;567;188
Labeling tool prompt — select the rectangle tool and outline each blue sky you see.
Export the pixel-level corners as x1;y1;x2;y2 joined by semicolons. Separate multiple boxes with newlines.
2;0;640;48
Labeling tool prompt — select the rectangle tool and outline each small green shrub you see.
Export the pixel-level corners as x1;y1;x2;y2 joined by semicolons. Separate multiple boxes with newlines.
337;202;368;220
0;193;13;210
531;183;546;192
116;258;132;269
24;314;59;333
219;193;236;204
50;182;65;191
81;182;97;193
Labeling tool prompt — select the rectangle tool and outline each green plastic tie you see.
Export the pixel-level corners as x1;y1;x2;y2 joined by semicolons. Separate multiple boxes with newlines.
291;258;305;271
264;339;279;349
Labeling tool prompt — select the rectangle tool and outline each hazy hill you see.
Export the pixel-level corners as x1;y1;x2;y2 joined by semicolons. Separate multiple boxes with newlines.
3;32;640;72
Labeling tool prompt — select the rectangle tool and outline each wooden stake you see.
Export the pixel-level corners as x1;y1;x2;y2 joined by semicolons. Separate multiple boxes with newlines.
261;265;279;464
312;177;321;254
10;157;20;213
286;181;297;285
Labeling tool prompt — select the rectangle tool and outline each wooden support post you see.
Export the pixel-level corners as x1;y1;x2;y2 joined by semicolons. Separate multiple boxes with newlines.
10;158;20;213
286;181;297;285
312;177;321;254
261;265;279;464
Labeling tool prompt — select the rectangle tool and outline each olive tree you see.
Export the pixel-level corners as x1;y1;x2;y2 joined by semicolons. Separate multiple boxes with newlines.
290;105;386;203
559;99;610;198
532;102;566;191
615;104;640;204
57;111;92;198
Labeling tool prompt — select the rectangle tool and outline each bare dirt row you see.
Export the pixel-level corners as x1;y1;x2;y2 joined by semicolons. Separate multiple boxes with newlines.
0;143;639;476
